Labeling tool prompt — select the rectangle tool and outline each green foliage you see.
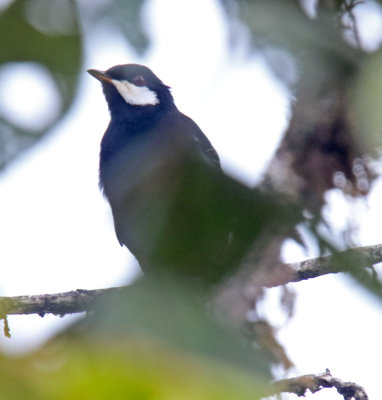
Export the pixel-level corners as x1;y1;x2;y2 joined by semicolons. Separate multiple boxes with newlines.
0;278;272;399
85;278;273;375
121;145;301;284
0;0;150;171
90;0;150;53
1;0;382;398
352;49;382;155
0;0;82;169
0;335;267;400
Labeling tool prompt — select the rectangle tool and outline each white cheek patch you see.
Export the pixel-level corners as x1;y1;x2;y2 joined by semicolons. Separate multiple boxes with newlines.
111;79;159;106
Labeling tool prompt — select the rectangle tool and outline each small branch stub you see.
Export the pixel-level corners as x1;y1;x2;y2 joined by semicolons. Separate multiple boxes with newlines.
270;369;368;400
0;314;10;338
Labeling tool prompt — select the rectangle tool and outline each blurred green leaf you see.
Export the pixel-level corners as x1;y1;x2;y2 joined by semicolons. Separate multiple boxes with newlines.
111;140;301;285
352;49;382;154
83;278;273;376
86;0;150;54
221;0;363;82
154;157;299;283
0;333;268;400
0;0;82;170
0;277;272;400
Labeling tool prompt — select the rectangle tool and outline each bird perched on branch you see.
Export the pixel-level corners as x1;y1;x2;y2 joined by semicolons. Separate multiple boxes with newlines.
88;64;220;267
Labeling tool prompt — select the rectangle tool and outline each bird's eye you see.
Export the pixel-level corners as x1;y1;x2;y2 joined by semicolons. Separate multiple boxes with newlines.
133;75;146;86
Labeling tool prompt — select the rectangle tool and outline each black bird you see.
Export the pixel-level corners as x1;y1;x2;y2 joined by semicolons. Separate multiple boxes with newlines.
88;64;220;267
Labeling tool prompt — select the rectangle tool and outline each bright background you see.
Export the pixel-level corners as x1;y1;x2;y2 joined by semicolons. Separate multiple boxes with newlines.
1;1;382;399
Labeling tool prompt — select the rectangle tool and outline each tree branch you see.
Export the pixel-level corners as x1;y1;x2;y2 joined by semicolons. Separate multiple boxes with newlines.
267;369;368;400
0;287;121;317
261;243;382;288
1;243;381;317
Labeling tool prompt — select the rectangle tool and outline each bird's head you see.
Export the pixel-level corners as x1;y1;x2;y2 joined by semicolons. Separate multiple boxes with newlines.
88;64;174;118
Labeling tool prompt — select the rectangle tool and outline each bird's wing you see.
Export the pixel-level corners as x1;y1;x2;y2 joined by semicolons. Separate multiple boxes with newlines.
175;112;221;168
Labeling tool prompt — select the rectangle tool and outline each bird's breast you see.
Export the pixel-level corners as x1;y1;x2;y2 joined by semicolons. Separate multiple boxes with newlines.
99;111;176;202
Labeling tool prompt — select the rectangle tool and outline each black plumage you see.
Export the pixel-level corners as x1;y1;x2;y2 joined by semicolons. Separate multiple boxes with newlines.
88;64;220;264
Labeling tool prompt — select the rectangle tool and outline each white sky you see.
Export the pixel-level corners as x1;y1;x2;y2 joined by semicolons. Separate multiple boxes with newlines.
1;0;382;399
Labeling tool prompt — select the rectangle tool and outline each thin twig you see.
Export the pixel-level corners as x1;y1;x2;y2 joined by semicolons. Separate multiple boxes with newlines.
342;0;365;48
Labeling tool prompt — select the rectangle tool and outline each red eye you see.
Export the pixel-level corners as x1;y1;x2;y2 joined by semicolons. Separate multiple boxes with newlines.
133;75;146;86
